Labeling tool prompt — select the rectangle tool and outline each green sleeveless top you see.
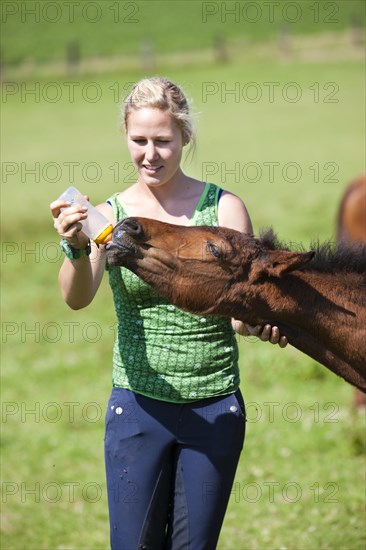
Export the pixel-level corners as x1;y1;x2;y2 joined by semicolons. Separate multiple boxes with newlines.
106;182;240;403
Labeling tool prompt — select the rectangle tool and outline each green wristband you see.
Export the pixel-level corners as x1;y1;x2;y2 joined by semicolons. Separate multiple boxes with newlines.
60;239;91;259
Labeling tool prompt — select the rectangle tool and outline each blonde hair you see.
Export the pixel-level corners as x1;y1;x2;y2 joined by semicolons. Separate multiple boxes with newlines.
123;77;196;152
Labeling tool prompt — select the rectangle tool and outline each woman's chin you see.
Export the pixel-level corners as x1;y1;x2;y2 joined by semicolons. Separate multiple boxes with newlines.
140;173;168;188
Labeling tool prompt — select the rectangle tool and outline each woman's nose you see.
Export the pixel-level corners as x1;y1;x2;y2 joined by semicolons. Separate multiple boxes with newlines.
145;142;159;161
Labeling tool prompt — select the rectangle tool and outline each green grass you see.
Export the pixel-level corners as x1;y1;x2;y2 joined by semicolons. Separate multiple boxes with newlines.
2;58;365;242
1;0;364;65
1;49;365;550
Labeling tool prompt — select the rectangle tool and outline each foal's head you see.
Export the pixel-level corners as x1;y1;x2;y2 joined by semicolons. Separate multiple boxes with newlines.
105;218;314;314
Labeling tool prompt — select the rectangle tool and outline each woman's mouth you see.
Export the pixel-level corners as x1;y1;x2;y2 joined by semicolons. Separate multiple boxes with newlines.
143;164;162;174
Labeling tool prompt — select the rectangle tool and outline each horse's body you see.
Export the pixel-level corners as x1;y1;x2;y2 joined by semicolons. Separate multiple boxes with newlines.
336;174;366;405
106;218;366;393
337;175;366;243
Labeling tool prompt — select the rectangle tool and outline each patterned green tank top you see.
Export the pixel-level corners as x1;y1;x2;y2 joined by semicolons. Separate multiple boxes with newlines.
106;182;240;403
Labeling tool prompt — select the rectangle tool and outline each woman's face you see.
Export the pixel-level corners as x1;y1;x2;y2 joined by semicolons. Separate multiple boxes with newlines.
126;107;185;188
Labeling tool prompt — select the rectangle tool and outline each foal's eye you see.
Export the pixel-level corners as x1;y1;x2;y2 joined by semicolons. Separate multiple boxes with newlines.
207;242;220;258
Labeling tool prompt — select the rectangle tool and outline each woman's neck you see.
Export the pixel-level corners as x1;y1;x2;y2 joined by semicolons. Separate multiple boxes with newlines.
125;171;205;222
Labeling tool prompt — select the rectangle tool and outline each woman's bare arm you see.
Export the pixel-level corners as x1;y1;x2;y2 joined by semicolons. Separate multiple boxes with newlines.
50;199;113;310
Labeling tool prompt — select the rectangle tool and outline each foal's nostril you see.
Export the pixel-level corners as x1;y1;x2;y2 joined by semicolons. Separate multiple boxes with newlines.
121;218;142;236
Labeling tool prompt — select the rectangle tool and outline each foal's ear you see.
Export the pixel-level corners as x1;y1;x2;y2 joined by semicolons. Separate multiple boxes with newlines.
249;249;314;282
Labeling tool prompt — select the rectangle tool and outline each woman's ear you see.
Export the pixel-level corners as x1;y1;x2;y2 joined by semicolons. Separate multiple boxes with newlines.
182;130;190;146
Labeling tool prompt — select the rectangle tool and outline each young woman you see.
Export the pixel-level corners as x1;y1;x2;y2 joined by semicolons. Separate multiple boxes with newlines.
51;77;287;550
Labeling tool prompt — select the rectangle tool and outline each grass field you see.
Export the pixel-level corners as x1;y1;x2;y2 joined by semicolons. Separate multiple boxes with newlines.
1;7;366;549
2;0;364;65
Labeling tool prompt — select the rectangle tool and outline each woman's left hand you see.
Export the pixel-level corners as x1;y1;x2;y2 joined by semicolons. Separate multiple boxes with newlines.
232;320;288;348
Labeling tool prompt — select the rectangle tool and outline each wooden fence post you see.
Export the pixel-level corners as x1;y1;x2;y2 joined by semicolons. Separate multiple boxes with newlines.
66;40;80;76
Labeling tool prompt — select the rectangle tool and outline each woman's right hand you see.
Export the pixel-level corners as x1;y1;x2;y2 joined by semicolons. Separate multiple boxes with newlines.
50;199;90;250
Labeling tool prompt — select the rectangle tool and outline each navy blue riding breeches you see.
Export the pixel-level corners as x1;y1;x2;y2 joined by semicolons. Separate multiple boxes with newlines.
104;387;246;550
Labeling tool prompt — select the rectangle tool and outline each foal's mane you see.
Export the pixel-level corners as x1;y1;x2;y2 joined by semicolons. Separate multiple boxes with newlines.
258;228;366;275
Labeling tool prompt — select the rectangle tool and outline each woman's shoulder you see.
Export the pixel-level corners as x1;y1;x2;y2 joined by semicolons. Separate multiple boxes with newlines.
217;189;253;233
118;184;137;200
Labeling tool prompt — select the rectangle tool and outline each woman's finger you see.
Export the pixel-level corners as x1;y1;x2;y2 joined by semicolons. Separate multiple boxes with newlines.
50;199;71;220
279;336;288;348
56;209;87;230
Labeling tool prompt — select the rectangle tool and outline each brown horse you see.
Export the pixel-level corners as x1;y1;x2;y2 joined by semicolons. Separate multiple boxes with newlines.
336;174;366;406
337;174;366;243
106;218;366;393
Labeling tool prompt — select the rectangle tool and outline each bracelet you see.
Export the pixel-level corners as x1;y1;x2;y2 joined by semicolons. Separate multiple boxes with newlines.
60;239;91;260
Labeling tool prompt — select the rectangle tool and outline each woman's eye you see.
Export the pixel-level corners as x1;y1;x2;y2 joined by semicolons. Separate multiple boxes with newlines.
131;139;169;144
207;242;220;258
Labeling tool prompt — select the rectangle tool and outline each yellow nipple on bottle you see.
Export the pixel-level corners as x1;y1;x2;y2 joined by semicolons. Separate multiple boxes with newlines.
94;224;114;245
